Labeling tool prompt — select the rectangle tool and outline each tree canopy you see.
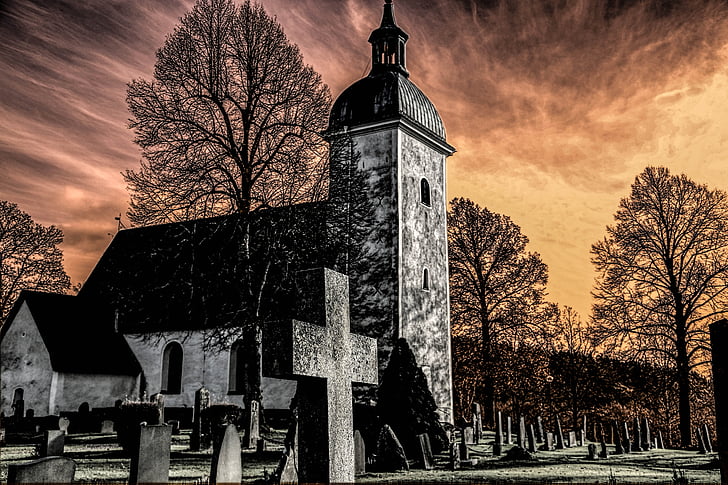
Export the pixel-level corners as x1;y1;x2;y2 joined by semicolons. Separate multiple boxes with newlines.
125;0;331;225
0;200;70;323
591;166;728;447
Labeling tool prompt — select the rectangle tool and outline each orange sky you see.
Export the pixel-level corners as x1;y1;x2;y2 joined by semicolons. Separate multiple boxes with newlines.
2;0;728;318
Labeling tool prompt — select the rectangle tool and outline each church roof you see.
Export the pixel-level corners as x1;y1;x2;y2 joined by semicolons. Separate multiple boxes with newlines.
328;71;446;140
79;203;329;334
1;291;141;376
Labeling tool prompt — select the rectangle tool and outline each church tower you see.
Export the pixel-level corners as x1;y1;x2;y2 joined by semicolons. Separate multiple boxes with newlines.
327;0;455;422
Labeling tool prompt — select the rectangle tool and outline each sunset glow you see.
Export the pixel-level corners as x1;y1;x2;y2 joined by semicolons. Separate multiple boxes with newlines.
2;0;728;317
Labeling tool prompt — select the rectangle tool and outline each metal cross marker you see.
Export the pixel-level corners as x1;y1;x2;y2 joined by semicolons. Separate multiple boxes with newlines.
263;268;378;484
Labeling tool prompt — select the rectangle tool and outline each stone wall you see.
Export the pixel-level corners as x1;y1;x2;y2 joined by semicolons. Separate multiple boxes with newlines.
52;373;138;414
0;303;53;415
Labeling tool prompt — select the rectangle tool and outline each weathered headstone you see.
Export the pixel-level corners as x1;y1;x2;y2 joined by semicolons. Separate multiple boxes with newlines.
527;424;536;453
506;416;513;444
599;441;609;458
544;432;554;451
658;430;665;449
354;430;366;475
555;416;565;449
152;393;165;424
613;422;624;455
632;417;642;452
129;424;171;485
7;457;76;484
210;424;242;485
463;426;474;445
704;424;714;453
493;411;503;456
100;420;114;434
472;402;483;444
517;416;526;448
568;430;577;448
622;422;631;454
642;417;652;451
58;417;70;433
710;319;728;483
416;433;435;470
39;430;65;457
262;268;378;484
376;424;409;472
190;387;210;451
242;400;260;449
582;415;588;443
697;426;708;454
449;441;461;470
536;416;544;443
587;443;598;460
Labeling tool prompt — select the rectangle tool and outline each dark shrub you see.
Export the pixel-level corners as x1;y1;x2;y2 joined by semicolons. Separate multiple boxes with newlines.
116;401;161;454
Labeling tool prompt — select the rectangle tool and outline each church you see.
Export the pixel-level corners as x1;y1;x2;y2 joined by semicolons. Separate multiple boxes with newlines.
0;0;455;423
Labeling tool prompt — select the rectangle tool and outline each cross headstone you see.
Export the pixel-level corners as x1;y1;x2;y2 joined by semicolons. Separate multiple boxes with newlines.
493;411;503;456
555;416;565;450
354;430;366;475
242;400;260;449
710;319;728;483
536;416;544;443
459;441;469;460
527;424;536;453
39;430;65;457
262;268;378;484
7;457;76;484
129;424;171;485
210;424;242;485
506;416;513;444
190;387;210;451
703;424;714;453
416;433;435;470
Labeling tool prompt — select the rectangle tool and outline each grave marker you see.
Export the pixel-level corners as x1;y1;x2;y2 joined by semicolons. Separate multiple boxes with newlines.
100;420;114;434
58;417;70;433
545;432;554;451
152;393;165;424
704;424;714;453
449;441;460;470
517;416;526;448
555;416;565;450
527;424;536;453
698;426;708;454
587;443;598;460
262;268;378;484
416;433;435;470
7;457;76;484
210;424;242;485
599;441;609;459
622;422;631;454
632;417;642;452
376;424;409;472
243;400;260;449
190;387;210;451
354;430;366;475
642;417;652;451
536;416;544;443
129;424;171;485
463;426;474;445
568;430;577;448
39;430;65;457
472;402;483;444
506;416;513;444
493;412;503;456
613;422;624;455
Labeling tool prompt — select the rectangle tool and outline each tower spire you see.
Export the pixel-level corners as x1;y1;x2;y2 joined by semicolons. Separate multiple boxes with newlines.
368;0;409;76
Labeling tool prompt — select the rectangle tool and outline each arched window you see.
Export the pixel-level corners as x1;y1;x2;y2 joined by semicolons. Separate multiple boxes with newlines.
228;340;245;395
422;268;430;290
420;178;431;207
161;341;183;394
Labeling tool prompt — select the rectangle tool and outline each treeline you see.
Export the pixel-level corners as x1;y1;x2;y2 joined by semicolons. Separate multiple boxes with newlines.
452;336;714;448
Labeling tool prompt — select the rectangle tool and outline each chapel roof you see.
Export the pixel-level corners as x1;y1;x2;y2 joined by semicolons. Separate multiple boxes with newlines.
1;291;141;376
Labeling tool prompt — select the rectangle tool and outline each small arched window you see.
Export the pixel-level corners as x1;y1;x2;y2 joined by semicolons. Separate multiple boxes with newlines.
161;341;183;394
422;268;430;291
228;340;245;395
420;178;431;207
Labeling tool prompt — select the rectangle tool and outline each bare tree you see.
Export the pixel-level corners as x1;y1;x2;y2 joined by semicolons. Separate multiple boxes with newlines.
591;166;728;447
0;200;70;323
448;197;556;426
125;0;331;225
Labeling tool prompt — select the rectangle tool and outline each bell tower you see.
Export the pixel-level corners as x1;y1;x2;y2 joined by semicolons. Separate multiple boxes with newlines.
327;0;455;422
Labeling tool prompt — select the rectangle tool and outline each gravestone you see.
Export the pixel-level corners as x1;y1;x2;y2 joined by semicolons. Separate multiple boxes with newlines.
704;424;714;453
100;420;114;434
168;419;180;435
262;268;378;484
449;441;461;470
710;319;728;483
7;457;76;484
642;417;651;451
582;416;588;443
632;417;642;452
506;416;513;444
555;416;565;449
210;424;242;485
517;416;526;448
416;433;435;470
13;398;25;419
544;432;554;451
58;417;70;433
568;430;577;448
39;430;65;457
613;422;624;455
459;441;469;460
129;424;171;485
463;426;474;445
536;416;544;443
243;400;260;449
599;441;609;458
622;422;631;454
354;430;366;475
658;430;665;449
190;387;210;451
472;402;483;444
527;424;536;453
256;438;266;454
587;443;598;460
493;411;503;456
276;421;298;485
697;427;708;454
376;424;409;472
152;393;165;424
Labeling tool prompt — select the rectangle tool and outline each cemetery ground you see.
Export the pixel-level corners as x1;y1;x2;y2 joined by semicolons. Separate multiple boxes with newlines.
0;428;720;484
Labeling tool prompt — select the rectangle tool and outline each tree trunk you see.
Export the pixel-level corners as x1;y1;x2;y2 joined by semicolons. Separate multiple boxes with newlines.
481;325;496;428
676;318;692;448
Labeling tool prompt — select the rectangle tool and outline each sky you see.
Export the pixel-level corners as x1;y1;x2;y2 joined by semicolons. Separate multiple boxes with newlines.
2;0;728;318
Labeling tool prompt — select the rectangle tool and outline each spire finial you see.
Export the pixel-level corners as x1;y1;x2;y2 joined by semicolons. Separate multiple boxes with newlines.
368;0;409;76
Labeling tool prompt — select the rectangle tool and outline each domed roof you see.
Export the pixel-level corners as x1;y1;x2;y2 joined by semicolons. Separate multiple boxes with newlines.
328;71;446;140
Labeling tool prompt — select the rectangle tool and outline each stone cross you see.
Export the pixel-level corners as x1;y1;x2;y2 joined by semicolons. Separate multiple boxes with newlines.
710;319;728;483
262;268;377;484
